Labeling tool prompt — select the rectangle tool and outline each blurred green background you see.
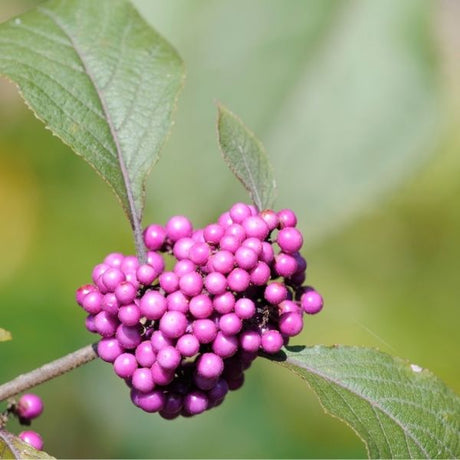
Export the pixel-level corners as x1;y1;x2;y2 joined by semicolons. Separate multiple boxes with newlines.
1;0;459;458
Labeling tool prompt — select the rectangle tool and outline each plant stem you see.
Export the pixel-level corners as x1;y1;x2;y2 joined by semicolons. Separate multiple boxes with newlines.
0;344;98;402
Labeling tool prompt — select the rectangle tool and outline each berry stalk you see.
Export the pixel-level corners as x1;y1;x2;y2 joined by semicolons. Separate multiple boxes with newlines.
0;344;98;402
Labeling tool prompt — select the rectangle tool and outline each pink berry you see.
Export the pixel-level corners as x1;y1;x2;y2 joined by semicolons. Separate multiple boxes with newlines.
197;353;224;379
219;313;242;335
176;333;200;357
166;215;193;242
19;431;43;450
140;291;167;319
132;367;155;393
131;389;165;413
213;292;236;314
203;223;225;244
189;294;213;318
143;224;167;250
193;319;217;344
159;271;179;293
113;353;137;378
277;227;303;253
278;209;297;228
204;272;227;295
17;394;43;420
242;216;269;240
239;330;261;352
264;282;288;305
229;202;252;223
136;264;157;285
104;252;125;268
212;332;238;358
227;268;250;292
160;311;188;338
97;338;123;362
301;288;323;314
261;330;284;354
279;312;304;336
234;298;256;319
135;341;156;367
157;345;181;370
179;271;203;297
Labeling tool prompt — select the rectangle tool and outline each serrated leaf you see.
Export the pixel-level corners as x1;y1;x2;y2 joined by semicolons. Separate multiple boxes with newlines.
0;0;184;227
217;104;277;211
0;430;54;459
0;329;11;342
266;345;460;459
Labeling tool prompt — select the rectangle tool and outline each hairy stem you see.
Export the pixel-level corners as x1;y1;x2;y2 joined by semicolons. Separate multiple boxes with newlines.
0;344;98;402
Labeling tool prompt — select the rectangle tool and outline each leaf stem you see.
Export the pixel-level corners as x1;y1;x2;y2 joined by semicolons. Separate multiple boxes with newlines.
0;344;98;402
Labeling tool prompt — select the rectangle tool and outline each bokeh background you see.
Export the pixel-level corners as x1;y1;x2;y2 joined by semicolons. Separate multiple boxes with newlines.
1;0;459;458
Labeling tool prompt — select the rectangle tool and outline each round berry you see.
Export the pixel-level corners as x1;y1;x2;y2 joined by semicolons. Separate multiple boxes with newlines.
203;223;225;244
131;367;155;393
193;319;218;344
19;431;43;450
189;242;211;265
227;268;250;292
219;313;242;335
101;267;125;291
97;338;123;362
157;345;181;370
279;312;304;336
301;288;323;314
115;281;137;305
229;202;252;223
204;272;227;295
183;391;208;415
235;246;258;270
179;271;203;297
17;394;43;420
85;314;97;333
261;330;284;354
166;215;193;241
116;325;142;349
92;263;109;284
212;332;238;358
101;293;119;315
173;259;196;276
104;252;125;268
277;227;303;253
140;291;167;319
264;282;288;305
160;311;188;339
118;304;141;326
259;209;279;231
166;291;189;313
151;362;175;385
173;237;195;260
150;330;174;352
210;250;235;274
189;294;213;319
131;389;165;413
274;253;298;278
136;264;157;285
239;330;261;352
278;209;297;228
176;333;200;357
249;261;271;285
219;235;240;253
159;271;179;293
81;290;103;315
113;353;137;378
94;311;119;337
76;284;96;306
146;251;165;274
242;216;269;240
135;341;156;367
213;292;235;314
234;298;256;319
197;352;224;379
143;224;167;250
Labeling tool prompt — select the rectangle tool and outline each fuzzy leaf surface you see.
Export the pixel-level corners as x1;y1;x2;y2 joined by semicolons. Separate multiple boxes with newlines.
0;430;54;459
266;345;460;459
217;104;277;210
0;0;184;225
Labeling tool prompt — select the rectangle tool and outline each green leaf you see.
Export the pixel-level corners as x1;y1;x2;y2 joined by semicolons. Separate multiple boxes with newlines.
0;329;11;342
0;430;54;459
266;345;460;459
217;104;277;211
0;0;184;227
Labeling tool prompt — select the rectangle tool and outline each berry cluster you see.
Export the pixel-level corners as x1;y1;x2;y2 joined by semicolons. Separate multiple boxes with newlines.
76;203;323;418
11;394;44;451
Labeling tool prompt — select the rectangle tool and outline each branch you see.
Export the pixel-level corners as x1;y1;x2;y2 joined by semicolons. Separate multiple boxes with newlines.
0;344;98;401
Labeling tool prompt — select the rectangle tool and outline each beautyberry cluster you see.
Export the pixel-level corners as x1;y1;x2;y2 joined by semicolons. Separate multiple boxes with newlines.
76;203;323;418
13;393;44;451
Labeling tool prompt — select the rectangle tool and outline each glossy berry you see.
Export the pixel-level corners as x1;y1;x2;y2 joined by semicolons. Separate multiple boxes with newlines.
17;394;43;420
76;203;322;419
19;431;43;450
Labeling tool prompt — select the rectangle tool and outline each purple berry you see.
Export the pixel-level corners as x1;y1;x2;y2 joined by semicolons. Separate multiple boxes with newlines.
210;250;235;274
101;293;119;315
115;281;137;305
157;345;181;370
131;367;155;393
213;291;235;314
234;298;256;319
166;215;193;242
173;237;195;260
219;313;242;335
203;223;225;244
259;209;279;230
131;388;165;413
249;261;271;286
197;352;224;379
150;330;174;352
278;209;297;228
135;341;156;367
219;235;240;253
208;378;229;404
81;290;103;315
212;332;238;358
151;362;175;385
279;312;303;336
104;252;125;268
274;253;298;278
143;224;167;250
279;300;300;314
85;314;97;332
225;223;246;242
146;251;165;274
234;246;258;270
94;311;119;337
120;255;140;273
160;311;188;339
76;284;96;306
176;333;200;357
264;282;288;305
277;227;303;253
188;242;211;265
173;259;196;276
261;330;284;354
159;271;179;293
260;241;275;263
229;202;252;223
239;330;261;352
204;272;227;295
179;271;203;297
189;294;213;319
97;338;123;362
301;288;323;314
183;391;208;415
227;374;245;391
166;291;189;313
136;264;157;285
193;319;217;344
118;304;141;326
116;324;142;349
227;268;250;292
140;291;167;319
17;394;43;420
218;211;233;228
101;267;125;292
242;216;269;240
92;263;109;284
162;393;183;415
19;431;43;450
113;353;137;378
